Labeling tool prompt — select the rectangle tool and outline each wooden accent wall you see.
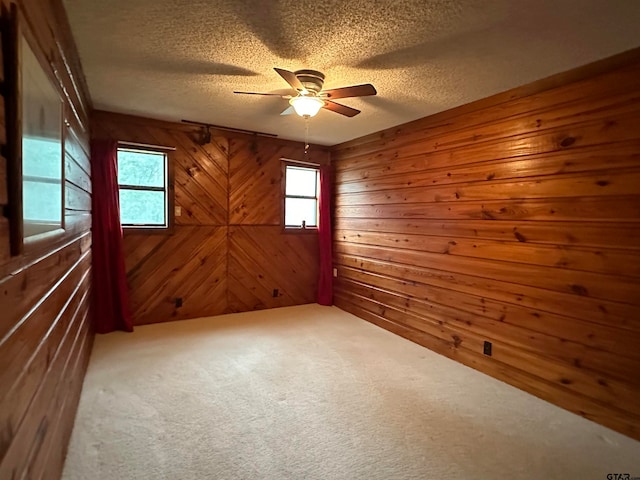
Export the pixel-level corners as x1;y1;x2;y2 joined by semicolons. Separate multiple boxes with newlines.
331;50;640;440
0;0;93;478
92;111;327;325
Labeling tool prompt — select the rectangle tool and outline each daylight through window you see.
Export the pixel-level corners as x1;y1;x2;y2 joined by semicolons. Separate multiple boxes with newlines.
284;164;320;228
22;34;63;238
117;148;168;228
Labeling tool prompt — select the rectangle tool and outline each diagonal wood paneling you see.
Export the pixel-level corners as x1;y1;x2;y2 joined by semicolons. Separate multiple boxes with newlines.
228;226;319;312
228;138;328;225
124;226;228;324
92;111;229;226
94;113;330;325
331;50;640;440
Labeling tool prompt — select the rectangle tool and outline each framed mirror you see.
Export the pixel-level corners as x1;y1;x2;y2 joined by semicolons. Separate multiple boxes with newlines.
2;3;65;255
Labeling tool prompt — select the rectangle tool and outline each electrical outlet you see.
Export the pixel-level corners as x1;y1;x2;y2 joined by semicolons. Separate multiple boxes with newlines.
175;206;182;217
175;297;183;308
483;341;492;356
272;289;279;297
333;268;338;277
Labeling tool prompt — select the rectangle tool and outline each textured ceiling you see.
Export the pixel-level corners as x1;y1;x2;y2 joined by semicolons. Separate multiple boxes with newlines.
63;0;640;146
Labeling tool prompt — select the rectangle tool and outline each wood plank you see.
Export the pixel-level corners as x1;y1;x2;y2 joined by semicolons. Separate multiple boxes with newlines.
334;253;640;331
333;218;640;250
173;167;226;225
123;233;166;274
0;270;90;461
65;152;91;195
0;218;10;266
0;154;7;205
334;114;640;178
65;181;91;212
0;237;89;339
335;230;640;278
0;284;90;478
34;315;92;480
335;196;640;222
31;310;91;480
0;254;91;394
335;170;640;206
64;121;91;175
336;143;640;191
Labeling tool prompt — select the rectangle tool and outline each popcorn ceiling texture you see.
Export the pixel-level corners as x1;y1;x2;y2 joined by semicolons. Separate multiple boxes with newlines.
63;0;640;145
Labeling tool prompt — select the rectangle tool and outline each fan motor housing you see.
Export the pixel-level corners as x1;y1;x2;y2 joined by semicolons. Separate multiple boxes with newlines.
294;69;325;94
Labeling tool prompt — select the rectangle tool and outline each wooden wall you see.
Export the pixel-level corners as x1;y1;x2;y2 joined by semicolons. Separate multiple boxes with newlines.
331;50;640;440
92;112;327;325
0;0;93;478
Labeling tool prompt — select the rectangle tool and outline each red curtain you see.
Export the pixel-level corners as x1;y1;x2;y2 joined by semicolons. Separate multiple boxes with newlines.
91;139;133;333
317;164;333;305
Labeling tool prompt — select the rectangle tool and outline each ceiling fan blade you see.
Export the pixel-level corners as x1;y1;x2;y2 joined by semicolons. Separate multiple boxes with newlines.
233;91;290;97
280;106;295;116
321;84;376;99
274;68;305;91
323;100;360;117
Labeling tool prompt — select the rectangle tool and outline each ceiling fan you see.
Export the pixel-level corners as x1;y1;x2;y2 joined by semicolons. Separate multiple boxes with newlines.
234;68;377;118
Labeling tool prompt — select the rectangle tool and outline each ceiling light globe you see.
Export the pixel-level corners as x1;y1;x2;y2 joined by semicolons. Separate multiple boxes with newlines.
290;96;324;117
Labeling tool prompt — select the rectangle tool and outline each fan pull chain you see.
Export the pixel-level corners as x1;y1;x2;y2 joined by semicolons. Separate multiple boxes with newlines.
304;115;310;155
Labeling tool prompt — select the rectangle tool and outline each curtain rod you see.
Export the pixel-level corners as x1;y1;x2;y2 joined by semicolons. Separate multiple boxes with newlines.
118;140;176;151
280;157;321;167
181;119;278;138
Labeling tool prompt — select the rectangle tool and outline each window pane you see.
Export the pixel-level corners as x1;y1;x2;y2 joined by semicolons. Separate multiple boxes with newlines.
286;166;318;197
23;137;62;179
23;180;62;225
285;198;317;227
119;189;166;225
118;149;165;188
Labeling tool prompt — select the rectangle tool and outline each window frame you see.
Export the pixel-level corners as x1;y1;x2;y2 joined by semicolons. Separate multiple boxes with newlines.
3;3;67;256
117;144;175;234
281;160;320;234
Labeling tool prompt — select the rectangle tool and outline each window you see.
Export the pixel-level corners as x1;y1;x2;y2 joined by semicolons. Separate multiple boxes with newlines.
22;31;64;238
283;163;320;229
117;147;170;228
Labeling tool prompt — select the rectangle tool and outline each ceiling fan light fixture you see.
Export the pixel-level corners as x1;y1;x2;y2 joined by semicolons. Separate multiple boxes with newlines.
289;96;324;117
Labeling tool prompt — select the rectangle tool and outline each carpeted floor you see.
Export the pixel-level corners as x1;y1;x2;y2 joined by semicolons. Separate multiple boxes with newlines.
62;304;640;480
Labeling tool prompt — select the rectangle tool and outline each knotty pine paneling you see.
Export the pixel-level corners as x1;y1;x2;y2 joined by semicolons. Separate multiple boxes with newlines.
124;226;228;324
0;1;93;479
331;49;640;440
228;138;328;225
228;226;319;312
92;111;229;226
93;112;329;324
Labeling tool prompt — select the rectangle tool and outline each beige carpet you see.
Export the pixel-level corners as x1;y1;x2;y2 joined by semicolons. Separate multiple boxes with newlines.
62;304;640;480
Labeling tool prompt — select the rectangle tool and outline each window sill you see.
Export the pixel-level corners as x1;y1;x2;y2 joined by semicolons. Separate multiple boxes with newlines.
24;226;66;256
283;226;318;235
122;225;174;235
